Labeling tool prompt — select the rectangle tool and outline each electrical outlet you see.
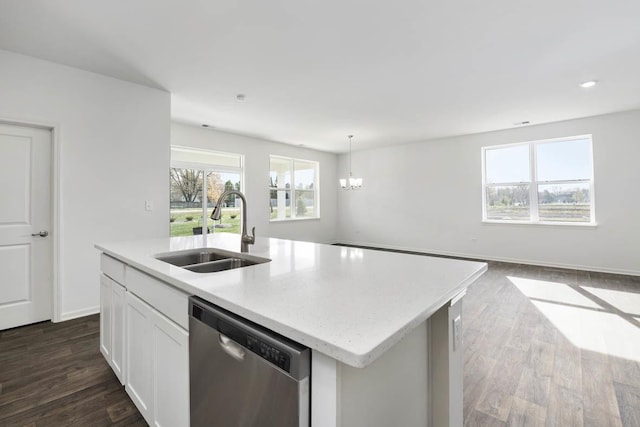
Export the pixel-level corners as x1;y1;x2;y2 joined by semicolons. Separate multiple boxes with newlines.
453;315;462;351
145;200;153;211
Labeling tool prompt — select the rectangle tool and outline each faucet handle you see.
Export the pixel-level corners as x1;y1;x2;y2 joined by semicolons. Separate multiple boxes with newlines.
243;226;256;245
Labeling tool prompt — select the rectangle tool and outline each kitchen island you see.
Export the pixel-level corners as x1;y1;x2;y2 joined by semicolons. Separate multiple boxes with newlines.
96;233;486;427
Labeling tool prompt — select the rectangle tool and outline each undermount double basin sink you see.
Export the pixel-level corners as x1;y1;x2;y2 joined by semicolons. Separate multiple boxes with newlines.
155;248;270;273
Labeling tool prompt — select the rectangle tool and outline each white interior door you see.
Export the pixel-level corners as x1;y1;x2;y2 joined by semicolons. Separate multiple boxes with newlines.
0;123;52;330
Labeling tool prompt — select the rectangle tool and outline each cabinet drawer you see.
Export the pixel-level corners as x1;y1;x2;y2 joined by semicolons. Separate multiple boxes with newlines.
101;254;125;283
126;266;189;330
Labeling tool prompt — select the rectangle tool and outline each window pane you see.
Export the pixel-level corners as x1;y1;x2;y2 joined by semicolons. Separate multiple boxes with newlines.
270;155;319;220
270;190;291;220
269;157;291;189
170;168;203;237
538;183;591;222
206;171;225;205
294;190;315;218
485;185;530;220
294;160;316;190
536;138;591;181
207;172;241;234
485;145;530;183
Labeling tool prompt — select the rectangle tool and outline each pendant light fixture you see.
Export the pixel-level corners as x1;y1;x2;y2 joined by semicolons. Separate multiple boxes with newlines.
339;135;363;190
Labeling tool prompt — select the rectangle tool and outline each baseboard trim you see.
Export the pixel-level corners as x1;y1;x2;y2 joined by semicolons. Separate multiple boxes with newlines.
334;240;640;277
57;305;100;322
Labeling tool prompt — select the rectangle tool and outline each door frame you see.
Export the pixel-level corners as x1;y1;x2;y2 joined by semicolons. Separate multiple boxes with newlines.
1;117;61;322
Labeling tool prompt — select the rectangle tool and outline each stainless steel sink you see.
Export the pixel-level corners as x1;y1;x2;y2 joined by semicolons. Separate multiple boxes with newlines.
183;258;259;273
154;248;270;273
156;250;230;267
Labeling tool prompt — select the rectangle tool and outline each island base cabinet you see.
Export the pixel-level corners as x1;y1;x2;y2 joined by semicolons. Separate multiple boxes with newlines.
310;297;464;427
152;305;189;427
99;275;112;365
125;291;189;427
125;291;153;421
100;274;126;385
430;296;464;427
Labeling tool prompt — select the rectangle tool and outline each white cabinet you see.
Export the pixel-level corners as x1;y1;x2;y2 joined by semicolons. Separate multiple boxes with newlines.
125;287;189;427
110;280;126;383
125;291;154;421
100;269;126;385
99;274;112;362
100;255;190;427
126;266;189;329
151;300;189;427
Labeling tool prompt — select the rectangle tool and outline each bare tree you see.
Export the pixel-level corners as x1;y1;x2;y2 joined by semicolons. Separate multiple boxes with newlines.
170;168;202;203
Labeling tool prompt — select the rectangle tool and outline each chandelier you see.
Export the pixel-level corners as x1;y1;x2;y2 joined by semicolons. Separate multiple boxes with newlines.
339;135;363;190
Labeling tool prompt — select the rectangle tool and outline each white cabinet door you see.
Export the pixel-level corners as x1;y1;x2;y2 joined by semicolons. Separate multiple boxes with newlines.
125;291;154;422
111;280;126;384
100;273;126;385
99;274;112;362
125;290;190;427
152;308;190;427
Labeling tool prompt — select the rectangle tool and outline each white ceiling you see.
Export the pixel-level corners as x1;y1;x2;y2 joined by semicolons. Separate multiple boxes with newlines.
1;0;639;153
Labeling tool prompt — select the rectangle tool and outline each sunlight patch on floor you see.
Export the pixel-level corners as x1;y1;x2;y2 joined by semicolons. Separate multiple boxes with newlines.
507;276;601;308
508;276;640;363
581;286;640;317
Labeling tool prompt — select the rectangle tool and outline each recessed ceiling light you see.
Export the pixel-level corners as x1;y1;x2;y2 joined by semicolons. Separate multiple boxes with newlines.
580;80;598;88
236;94;246;101
201;124;209;128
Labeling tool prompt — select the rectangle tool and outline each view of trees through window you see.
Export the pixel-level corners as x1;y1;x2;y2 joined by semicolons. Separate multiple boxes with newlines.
170;168;241;236
269;156;318;220
483;136;593;223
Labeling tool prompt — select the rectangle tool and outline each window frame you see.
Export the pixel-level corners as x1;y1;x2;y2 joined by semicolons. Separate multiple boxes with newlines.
481;135;596;226
269;155;320;221
170;146;244;236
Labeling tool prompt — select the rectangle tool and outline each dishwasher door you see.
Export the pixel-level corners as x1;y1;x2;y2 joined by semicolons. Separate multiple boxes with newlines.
189;297;310;427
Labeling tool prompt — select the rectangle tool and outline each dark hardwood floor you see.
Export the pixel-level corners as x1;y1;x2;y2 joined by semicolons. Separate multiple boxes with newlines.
0;314;145;426
1;261;638;426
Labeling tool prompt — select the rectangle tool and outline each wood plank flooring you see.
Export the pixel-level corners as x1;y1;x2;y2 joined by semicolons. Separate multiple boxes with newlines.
1;261;639;426
464;262;640;426
0;314;145;426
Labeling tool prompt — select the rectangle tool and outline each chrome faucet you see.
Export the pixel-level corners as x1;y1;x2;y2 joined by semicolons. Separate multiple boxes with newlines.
211;190;255;252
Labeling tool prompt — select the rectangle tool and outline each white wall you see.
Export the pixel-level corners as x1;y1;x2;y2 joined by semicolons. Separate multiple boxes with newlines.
171;122;339;243
0;49;170;320
337;110;640;275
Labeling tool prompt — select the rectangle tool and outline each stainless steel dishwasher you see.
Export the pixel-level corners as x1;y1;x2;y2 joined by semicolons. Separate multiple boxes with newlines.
189;296;310;427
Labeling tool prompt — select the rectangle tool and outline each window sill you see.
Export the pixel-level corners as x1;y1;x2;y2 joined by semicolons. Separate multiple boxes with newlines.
482;220;597;228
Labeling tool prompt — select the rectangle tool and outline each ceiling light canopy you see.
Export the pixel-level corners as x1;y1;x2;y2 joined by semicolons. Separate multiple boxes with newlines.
339;135;363;190
580;80;598;88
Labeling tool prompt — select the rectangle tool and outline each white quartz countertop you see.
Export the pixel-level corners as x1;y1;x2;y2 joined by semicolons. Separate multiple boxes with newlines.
96;233;487;368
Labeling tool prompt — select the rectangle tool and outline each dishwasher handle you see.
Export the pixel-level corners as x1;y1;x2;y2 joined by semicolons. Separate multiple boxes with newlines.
219;334;246;361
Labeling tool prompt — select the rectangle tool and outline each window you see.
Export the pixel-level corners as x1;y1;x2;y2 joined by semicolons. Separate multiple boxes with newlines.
170;146;243;236
482;135;594;224
269;156;319;220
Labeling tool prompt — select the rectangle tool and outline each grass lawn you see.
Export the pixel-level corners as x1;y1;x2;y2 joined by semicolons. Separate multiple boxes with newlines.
170;208;241;236
487;203;590;222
